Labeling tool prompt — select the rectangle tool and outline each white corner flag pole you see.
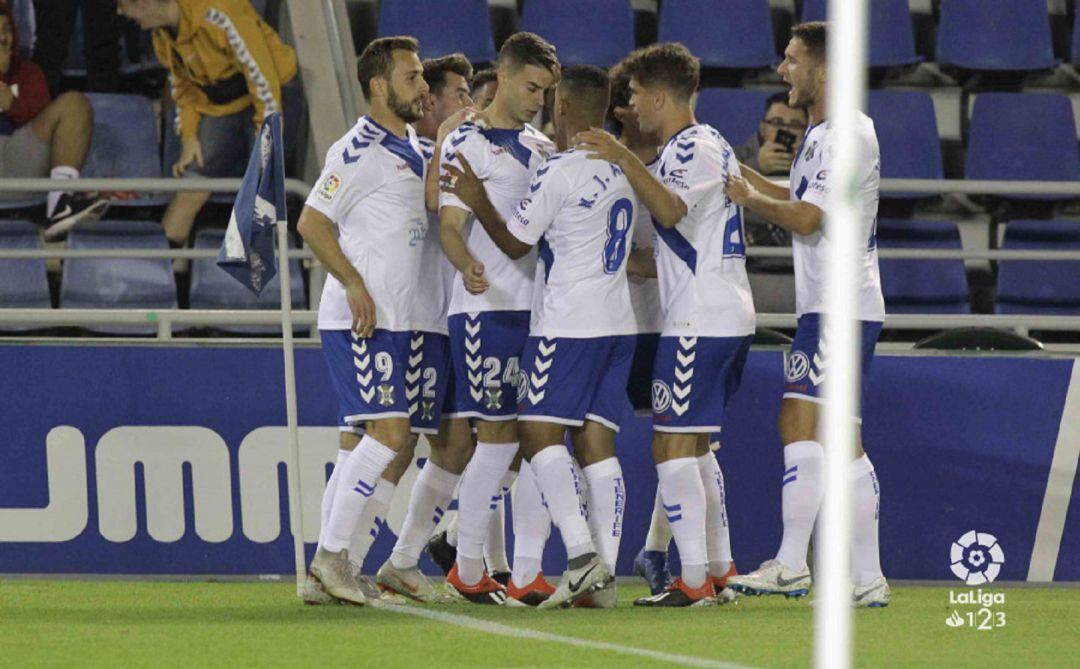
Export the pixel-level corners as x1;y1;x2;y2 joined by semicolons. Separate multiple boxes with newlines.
277;220;308;596
817;1;869;667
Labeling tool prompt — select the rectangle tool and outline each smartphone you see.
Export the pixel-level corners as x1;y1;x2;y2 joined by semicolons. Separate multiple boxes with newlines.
775;129;797;153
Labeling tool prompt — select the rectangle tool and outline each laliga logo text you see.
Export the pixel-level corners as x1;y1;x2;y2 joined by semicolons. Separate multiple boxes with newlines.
945;530;1007;630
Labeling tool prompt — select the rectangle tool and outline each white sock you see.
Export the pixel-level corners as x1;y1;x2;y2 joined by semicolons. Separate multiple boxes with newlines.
47;165;79;217
484;471;515;573
390;461;460;570
852;454;884;586
697;453;733;577
776;440;825;572
644;488;672;552
348;479;395;571
445;498;459;547
530;444;593;560
321;434;396;552
511;460;551;589
455;441;518;585
582;457;625;573
318;448;350;548
657;457;708;589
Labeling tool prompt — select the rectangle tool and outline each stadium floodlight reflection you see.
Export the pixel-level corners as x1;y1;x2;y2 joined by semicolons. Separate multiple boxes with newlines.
817;1;869;667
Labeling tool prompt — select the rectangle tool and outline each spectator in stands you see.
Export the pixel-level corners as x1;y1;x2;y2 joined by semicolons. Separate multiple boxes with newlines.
734;91;808;262
33;0;124;96
470;66;497;109
116;0;297;246
0;2;108;240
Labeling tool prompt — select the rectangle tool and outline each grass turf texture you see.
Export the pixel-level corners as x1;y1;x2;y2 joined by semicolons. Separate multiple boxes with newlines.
2;581;1077;668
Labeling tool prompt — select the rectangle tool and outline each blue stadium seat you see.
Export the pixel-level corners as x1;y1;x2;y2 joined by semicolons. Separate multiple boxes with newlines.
188;229;306;334
0;221;51;331
965;93;1080;197
60;220;177;335
996;220;1080;315
83;93;166;207
866;90;943;198
377;0;497;63
937;0;1056;71
658;0;775;69
694;88;774;147
520;0;634;68
877;219;970;314
1074;8;1080;64
802;0;918;68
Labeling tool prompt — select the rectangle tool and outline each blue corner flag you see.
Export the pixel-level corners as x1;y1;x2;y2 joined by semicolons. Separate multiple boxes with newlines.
218;112;286;295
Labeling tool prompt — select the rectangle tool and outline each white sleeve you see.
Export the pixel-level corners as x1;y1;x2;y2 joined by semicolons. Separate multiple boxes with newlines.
506;160;566;246
305;144;385;223
661;138;728;212
438;127;488;215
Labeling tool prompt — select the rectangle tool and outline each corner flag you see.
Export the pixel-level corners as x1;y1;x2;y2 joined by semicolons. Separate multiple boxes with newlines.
218;112;286;295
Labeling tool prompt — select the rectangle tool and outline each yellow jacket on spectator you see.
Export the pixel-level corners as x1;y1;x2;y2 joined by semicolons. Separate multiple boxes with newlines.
153;0;297;140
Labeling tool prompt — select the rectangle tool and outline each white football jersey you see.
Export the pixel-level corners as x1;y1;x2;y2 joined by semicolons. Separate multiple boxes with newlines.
410;136;455;334
306;116;428;331
788;113;885;321
628;156;662;334
653;123;755;337
439;121;555;314
506;149;638;339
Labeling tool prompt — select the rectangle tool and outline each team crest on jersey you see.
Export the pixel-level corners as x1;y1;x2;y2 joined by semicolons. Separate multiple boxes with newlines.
377;383;395;407
651;380;672;414
420;399;435;421
785;351;811;383
317;173;342;202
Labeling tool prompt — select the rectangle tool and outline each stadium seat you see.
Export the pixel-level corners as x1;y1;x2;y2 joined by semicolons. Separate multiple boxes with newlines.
520;0;634;68
377;0;497;63
877;219;970;314
60;220;178;335
0;221;51;331
188;229;306;334
83;93;166;207
866;90;943;198
694;88;774;147
937;0;1056;71
965;93;1080;196
1074;7;1080;64
657;0;776;69
801;0;919;68
996;220;1080;315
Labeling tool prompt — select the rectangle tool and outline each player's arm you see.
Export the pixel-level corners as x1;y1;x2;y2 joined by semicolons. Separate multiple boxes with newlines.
297;206;376;336
441;154;531;259
627;246;657;279
724;172;822;236
439;206;490;294
738;161;791;200
575;128;687;229
425;108;480;212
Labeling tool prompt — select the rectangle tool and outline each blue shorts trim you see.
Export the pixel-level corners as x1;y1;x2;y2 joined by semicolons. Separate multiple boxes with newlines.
408;331;453;434
517;335;635;431
651;335;752;432
448;311;530;421
628;332;660;415
321;329;414;425
782;313;882;412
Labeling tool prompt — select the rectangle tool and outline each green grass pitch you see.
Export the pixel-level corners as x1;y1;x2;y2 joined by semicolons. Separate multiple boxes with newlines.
2;581;1077;667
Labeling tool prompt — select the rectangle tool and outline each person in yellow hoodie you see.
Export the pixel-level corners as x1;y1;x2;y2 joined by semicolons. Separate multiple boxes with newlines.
117;0;297;245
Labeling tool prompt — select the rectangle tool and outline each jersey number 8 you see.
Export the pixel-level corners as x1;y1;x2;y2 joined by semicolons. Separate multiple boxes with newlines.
603;198;634;274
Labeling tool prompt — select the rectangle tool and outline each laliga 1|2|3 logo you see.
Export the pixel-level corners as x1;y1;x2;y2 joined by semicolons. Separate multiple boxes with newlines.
944;530;1007;630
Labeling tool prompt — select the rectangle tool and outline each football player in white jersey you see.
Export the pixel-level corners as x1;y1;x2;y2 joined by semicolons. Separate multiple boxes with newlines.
723;22;889;607
443;64;633;608
436;32;560;603
576;43;755;606
298;36;430;605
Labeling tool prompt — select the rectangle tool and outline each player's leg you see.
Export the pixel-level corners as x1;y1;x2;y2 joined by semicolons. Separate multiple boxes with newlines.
851;320;888;606
485;460;514;584
507;455;555;606
423;418;474;573
696;436;736;591
634;489;674;594
303;427;359;604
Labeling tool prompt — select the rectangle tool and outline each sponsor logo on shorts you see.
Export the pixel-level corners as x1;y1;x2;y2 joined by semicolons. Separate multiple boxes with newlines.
785;351;810;383
651;380;672;414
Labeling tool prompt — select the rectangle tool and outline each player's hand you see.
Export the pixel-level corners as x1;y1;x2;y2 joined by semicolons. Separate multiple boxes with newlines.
463;260;489;294
437;106;482;145
574;127;631;165
757;141;795;175
724;174;756;207
626;246;657;280
0;83;14;113
345;278;377;338
440;154;486;210
173;136;204;177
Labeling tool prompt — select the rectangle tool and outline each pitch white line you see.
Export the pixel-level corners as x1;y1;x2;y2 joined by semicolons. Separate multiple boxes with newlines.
375;601;752;669
1028;360;1080;581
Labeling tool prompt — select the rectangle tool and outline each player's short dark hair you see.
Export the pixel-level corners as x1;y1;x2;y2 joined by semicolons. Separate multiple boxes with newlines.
764;91;804;115
619;42;699;101
791;21;827;62
423;53;474;96
356;36;420;101
559;65;610;122
498;31;559;76
471;66;498;91
606;61;632;134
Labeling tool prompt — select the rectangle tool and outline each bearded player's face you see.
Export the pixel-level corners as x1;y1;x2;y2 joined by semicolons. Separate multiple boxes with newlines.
386;50;428;124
